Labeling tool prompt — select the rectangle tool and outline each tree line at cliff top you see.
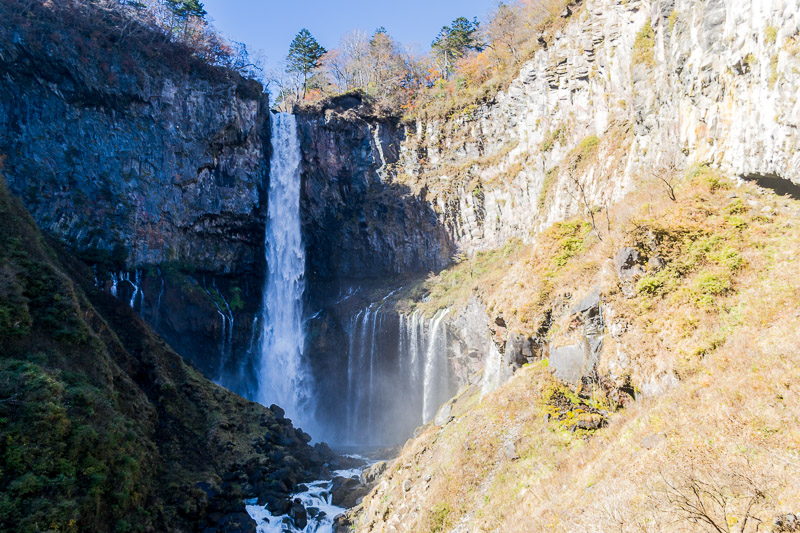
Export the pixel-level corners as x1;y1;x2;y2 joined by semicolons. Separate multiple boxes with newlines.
113;0;570;116
273;0;572;116
13;0;570;115
6;0;265;80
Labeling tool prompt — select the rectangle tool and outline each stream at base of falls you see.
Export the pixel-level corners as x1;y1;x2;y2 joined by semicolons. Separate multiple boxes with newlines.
245;458;370;533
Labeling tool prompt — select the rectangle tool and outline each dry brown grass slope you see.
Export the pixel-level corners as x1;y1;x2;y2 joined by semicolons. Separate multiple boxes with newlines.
354;167;800;532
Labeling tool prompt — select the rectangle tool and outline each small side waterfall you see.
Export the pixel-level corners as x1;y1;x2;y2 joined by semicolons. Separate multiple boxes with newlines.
205;280;235;381
422;309;450;424
109;269;144;314
257;113;314;431
341;306;455;446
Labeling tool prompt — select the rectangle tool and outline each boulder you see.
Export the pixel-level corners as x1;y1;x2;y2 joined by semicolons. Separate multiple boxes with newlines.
774;513;799;532
360;461;387;485
549;345;585;384
506;333;540;366
434;403;453;427
615;247;645;287
571;288;600;315
333;514;353;533
269;404;285;421
216;512;257;533
503;442;519;461
289;499;308;529
331;476;366;507
261;493;291;514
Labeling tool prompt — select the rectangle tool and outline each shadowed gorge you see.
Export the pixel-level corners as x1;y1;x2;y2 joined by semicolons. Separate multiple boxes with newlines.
0;176;337;531
1;0;800;531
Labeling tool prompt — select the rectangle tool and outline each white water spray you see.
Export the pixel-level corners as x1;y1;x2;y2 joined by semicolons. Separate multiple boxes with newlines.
257;113;313;430
422;309;450;423
340;305;455;445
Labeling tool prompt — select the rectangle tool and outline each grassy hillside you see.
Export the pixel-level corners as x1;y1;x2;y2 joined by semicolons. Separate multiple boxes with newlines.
356;167;800;531
0;173;330;532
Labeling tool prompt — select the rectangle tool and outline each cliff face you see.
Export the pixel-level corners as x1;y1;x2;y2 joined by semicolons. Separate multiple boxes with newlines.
0;1;272;388
340;1;800;527
395;0;800;253
295;0;800;404
295;94;453;287
298;0;800;260
0;20;269;274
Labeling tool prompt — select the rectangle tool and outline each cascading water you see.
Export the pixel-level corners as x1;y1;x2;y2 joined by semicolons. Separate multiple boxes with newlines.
340;306;455;446
257;113;314;431
108;269;144;314
421;309;450;424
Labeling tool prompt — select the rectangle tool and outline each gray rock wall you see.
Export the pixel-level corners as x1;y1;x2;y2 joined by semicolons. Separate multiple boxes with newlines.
295;95;453;286
304;0;800;259
0;30;270;274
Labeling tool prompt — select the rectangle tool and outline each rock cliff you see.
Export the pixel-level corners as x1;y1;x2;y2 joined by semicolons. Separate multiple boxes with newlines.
0;8;269;273
300;0;800;259
295;0;800;406
0;0;270;387
295;94;453;287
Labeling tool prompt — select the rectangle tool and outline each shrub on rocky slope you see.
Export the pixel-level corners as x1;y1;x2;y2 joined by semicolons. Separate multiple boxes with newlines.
0;175;335;532
354;167;800;532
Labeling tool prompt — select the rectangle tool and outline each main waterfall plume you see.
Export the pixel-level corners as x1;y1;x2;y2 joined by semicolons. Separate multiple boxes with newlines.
257;113;314;430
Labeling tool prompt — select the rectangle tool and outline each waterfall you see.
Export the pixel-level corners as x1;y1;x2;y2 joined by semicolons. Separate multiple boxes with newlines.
206;280;235;382
257;113;313;430
408;310;421;386
481;341;503;397
108;270;143;314
338;305;455;446
155;270;165;328
128;269;142;311
422;309;450;423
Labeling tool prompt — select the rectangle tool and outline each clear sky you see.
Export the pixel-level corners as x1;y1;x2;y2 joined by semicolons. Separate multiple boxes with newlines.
202;0;499;71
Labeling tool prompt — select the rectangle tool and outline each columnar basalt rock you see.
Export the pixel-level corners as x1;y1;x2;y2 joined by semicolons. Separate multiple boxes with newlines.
294;94;454;286
0;34;270;273
295;0;800;409
297;0;800;262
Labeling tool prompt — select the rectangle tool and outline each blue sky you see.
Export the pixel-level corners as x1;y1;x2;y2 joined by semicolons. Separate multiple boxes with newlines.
202;0;499;70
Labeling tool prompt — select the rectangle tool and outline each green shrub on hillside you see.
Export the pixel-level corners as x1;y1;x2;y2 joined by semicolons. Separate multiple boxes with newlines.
633;23;656;68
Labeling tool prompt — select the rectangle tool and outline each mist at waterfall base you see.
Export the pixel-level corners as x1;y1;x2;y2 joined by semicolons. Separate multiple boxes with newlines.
323;306;456;447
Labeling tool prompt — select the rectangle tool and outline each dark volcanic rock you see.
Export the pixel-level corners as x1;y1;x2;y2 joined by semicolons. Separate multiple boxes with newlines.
0;10;270;274
295;93;453;284
331;475;374;509
0;1;270;390
216;512;258;533
289;499;309;529
333;513;354;533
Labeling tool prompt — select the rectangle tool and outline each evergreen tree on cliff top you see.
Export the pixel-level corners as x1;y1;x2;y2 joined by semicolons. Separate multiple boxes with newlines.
165;0;207;20
287;28;327;97
432;16;483;78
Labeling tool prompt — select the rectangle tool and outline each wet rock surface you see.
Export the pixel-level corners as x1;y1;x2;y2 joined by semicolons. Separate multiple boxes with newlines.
296;93;453;283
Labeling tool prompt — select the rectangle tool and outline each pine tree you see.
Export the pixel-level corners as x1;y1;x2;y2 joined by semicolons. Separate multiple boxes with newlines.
286;29;327;97
431;16;482;78
165;0;207;19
